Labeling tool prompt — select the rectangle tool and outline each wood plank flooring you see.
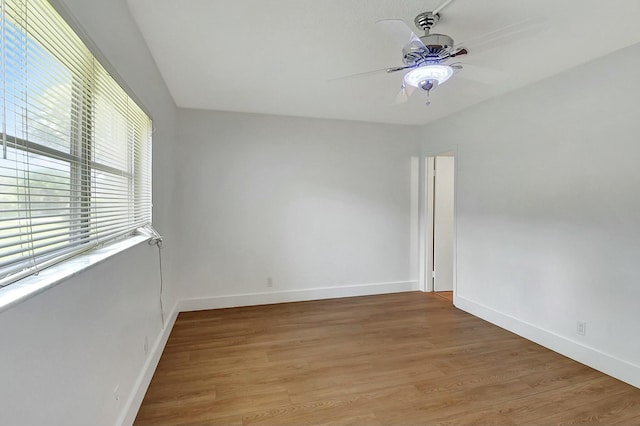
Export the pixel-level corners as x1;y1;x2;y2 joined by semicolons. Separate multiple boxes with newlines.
135;292;640;425
434;291;453;303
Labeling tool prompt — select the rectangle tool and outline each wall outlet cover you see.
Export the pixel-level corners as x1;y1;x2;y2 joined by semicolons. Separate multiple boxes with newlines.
577;321;587;336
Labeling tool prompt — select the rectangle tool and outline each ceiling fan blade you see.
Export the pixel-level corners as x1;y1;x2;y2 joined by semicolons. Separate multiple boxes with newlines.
328;64;416;82
450;47;468;58
375;19;426;51
387;65;418;73
433;0;455;14
452;63;510;85
327;67;396;82
455;16;549;55
393;84;416;105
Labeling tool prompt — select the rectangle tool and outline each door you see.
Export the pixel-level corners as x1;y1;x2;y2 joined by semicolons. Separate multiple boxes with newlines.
433;156;454;291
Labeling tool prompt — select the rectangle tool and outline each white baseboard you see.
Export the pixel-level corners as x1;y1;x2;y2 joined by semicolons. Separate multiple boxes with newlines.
454;295;640;389
179;280;420;312
118;302;180;426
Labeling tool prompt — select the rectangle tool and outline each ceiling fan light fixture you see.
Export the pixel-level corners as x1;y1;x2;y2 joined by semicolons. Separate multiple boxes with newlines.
404;64;454;88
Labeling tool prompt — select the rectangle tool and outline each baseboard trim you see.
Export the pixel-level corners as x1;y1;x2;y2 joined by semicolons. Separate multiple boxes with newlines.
454;295;640;389
179;280;420;312
118;302;179;426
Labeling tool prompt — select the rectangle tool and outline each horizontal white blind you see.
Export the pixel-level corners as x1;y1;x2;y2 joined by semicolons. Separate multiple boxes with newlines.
0;0;152;287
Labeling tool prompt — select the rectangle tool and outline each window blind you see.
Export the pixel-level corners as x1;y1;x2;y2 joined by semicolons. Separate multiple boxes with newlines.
0;0;152;287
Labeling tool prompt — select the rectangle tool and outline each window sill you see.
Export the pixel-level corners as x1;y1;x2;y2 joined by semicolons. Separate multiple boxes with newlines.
0;235;150;314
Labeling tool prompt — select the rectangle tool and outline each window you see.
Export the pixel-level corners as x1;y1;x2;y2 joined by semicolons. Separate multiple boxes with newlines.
0;0;152;287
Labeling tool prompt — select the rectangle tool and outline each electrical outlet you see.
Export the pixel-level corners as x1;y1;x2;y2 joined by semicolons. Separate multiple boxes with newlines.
576;321;587;336
267;277;273;287
113;384;120;401
143;336;149;355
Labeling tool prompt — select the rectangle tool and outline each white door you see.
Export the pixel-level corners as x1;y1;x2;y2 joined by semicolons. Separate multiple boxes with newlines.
433;156;454;291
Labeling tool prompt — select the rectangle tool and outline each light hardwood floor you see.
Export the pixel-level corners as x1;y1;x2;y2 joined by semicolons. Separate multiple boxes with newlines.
135;292;640;425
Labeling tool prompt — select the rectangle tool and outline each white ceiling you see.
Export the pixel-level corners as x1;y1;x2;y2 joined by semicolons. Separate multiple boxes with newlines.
126;0;640;125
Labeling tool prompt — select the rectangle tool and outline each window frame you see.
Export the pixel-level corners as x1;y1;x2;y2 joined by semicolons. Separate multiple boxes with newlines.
0;0;154;290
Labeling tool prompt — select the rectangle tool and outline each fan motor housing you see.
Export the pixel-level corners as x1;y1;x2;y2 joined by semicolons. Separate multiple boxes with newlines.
403;33;455;66
420;34;454;50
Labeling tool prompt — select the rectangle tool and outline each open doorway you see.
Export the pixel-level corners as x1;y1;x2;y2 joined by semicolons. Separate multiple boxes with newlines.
425;152;455;303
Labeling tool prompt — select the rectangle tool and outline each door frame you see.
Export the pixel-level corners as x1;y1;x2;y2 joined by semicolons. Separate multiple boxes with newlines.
419;144;459;299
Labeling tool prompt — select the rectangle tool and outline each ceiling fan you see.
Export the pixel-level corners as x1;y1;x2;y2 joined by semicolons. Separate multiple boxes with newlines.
341;0;547;106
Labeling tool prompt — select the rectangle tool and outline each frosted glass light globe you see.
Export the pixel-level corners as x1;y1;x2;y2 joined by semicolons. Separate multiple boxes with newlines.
404;64;454;88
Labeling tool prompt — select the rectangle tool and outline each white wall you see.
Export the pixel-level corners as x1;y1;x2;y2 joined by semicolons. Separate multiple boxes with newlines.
175;110;421;303
0;244;161;425
421;42;640;386
0;0;178;425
